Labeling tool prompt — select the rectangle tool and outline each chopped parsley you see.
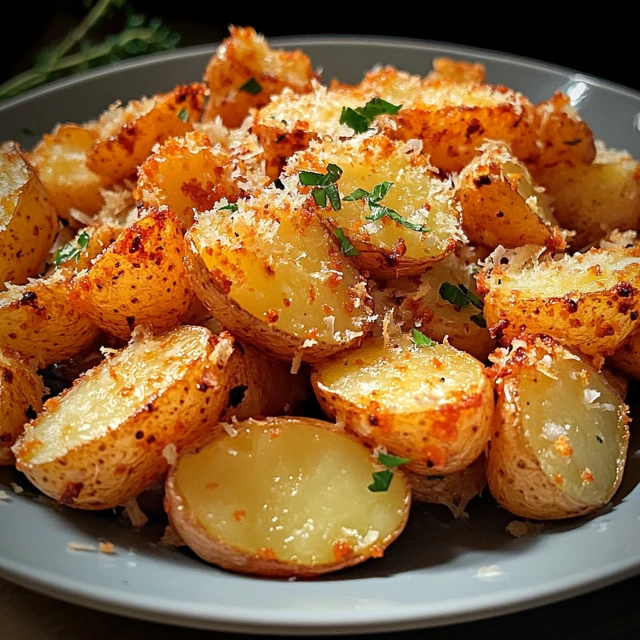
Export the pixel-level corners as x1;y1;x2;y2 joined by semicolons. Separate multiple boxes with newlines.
470;313;487;328
596;435;604;443
411;328;435;347
177;108;189;123
334;228;359;256
298;163;343;211
378;453;411;467
239;77;262;95
219;203;239;212
439;282;486;326
368;452;412;492
345;181;430;232
53;230;90;266
339;97;402;134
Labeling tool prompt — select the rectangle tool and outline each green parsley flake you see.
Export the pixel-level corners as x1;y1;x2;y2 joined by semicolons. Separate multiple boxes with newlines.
53;230;90;266
470;313;487;328
339;97;402;134
368;469;394;492
439;282;486;326
298;164;343;211
177;108;189;123
219;203;239;212
334;228;359;256
411;328;435;347
378;453;411;467
239;77;262;95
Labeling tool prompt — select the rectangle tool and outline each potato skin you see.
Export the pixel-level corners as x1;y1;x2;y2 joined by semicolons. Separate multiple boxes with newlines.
0;142;58;289
0;348;44;465
13;328;239;510
0;270;101;367
609;330;640;380
72;209;193;340
164;417;411;578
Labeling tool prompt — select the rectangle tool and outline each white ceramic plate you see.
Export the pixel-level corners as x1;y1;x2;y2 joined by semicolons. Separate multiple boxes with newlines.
1;37;639;635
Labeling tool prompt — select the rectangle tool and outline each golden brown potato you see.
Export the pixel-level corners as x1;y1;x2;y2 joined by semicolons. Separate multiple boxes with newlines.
72;209;193;340
284;135;464;278
456;141;565;251
0;348;44;465
165;417;411;577
186;185;375;363
87;84;206;187
0;269;101;367
0;142;58;288
534;143;640;249
407;455;486;517
487;334;629;520
135;130;268;228
51;223;120;272
13;326;239;510
479;246;640;357
389;248;496;361
425;57;486;84
203;26;317;127
608;329;640;381
312;334;494;475
29;124;104;219
602;368;629;399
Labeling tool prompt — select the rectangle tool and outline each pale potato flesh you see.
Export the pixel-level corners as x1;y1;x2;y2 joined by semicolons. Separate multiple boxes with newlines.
175;419;408;565
0;148;29;223
502;159;555;226
17;327;212;466
520;357;627;505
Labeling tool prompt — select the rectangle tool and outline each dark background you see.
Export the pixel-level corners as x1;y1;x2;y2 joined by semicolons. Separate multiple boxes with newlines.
1;1;637;91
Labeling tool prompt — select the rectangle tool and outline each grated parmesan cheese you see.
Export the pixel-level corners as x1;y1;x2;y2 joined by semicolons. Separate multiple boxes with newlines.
122;498;149;528
506;520;543;538
10;482;24;495
162;443;178;466
67;541;97;552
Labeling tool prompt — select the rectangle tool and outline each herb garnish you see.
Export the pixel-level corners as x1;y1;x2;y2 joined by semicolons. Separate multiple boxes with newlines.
334;228;359;256
239;77;262;95
53;230;90;266
339;97;402;134
298;163;343;211
439;281;486;327
369;452;411;492
344;181;430;232
411;328;435;347
219;203;239;212
177;108;188;123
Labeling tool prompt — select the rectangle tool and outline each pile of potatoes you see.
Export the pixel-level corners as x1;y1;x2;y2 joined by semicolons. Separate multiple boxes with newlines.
0;26;637;578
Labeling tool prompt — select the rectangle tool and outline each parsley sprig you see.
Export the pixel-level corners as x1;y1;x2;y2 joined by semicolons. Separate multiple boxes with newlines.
239;77;262;95
298;164;343;211
53;230;90;266
177;108;189;123
369;452;411;492
411;328;435;347
340;97;402;134
219;202;238;212
334;228;359;256
438;282;486;327
344;181;430;233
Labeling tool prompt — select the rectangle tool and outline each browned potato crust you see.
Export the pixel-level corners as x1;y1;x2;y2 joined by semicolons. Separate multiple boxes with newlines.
203;26;317;127
72;209;193;340
457;141;565;251
13;326;239;510
87;84;205;187
0;348;44;465
52;223;121;272
30;124;104;219
609;330;640;381
312;335;494;475
0;142;58;288
165;417;411;577
426;58;486;85
486;334;629;520
0;270;101;367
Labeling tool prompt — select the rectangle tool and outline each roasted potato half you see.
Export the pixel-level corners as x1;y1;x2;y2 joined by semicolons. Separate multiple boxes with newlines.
0;348;44;465
407;455;486;517
457;141;564;251
203;26;317;127
312;335;494;475
87;84;205;187
13;326;239;510
165;417;411;577
479;246;640;356
0;270;101;367
609;330;640;381
0;142;58;288
186;186;375;362
29;124;104;219
51;223;121;272
535;142;640;249
285;135;464;278
72;209;193;340
487;334;629;520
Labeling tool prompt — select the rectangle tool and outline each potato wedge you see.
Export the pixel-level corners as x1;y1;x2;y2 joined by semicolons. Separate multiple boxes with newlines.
165;417;411;577
203;26;317;127
13;326;238;510
0;269;101;367
457;141;565;251
487;334;629;520
534;143;640;249
390;249;496;361
72;209;193;340
312;335;494;475
0;142;58;288
407;456;486;517
425;58;485;85
51;223;120;272
479;246;640;356
135;130;268;228
30;124;104;219
284;135;464;278
0;348;44;465
186;185;375;362
87;84;205;187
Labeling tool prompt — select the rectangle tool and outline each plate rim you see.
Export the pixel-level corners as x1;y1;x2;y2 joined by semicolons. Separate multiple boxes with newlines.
1;34;640;634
